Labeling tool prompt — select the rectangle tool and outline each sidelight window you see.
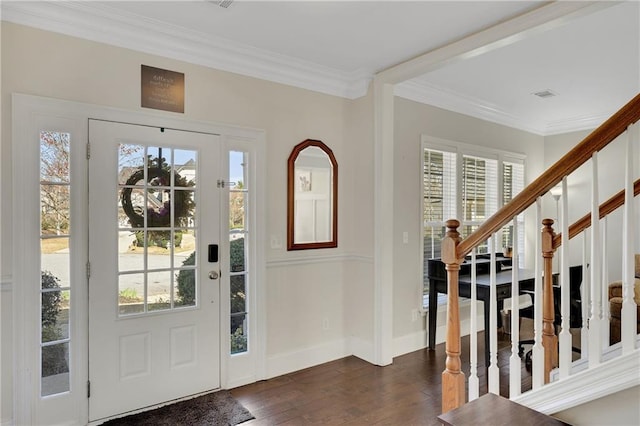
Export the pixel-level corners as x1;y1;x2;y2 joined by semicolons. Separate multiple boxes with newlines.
229;151;249;355
40;131;71;397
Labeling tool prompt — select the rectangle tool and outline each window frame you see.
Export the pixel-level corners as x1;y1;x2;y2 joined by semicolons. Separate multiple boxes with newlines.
421;135;526;308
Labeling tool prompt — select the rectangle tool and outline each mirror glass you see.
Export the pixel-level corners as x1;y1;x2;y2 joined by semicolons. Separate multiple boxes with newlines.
287;139;337;250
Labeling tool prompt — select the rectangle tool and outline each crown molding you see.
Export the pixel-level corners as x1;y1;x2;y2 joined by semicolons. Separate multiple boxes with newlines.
543;111;612;136
395;79;605;136
1;1;372;100
395;79;544;135
1;1;612;135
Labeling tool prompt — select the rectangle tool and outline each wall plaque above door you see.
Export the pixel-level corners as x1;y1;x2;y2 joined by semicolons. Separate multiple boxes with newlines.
141;65;184;113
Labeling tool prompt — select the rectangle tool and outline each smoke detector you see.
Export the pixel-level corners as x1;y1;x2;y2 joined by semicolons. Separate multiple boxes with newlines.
532;89;557;99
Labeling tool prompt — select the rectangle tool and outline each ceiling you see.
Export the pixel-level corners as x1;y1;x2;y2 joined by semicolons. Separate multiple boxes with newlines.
2;1;639;135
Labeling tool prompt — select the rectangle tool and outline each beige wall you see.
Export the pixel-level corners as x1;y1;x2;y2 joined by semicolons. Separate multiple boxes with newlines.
554;385;640;425
543;130;640;280
392;97;546;342
0;22;374;421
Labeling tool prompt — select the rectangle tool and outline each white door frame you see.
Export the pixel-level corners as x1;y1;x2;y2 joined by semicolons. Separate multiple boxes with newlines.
12;93;267;425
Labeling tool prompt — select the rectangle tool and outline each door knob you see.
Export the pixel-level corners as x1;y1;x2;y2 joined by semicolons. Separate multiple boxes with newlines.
209;270;219;280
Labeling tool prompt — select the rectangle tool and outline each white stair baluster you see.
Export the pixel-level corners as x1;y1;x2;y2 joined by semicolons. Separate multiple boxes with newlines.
581;231;589;359
622;123;638;353
559;177;572;378
589;152;603;368
509;218;521;397
602;216;609;349
488;234;500;394
469;249;479;401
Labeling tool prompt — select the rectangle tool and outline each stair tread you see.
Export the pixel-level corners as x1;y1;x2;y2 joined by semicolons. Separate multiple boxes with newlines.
437;393;570;426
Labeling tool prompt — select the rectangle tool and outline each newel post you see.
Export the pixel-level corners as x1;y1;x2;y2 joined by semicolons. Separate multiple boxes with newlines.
441;219;465;413
541;219;558;383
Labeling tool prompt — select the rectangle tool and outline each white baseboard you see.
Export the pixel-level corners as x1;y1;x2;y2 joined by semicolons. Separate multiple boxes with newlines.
225;374;258;390
266;338;350;379
348;336;375;364
392;310;486;358
393;330;428;357
514;349;640;414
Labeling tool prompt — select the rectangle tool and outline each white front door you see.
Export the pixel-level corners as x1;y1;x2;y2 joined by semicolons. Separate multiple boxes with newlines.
88;120;221;421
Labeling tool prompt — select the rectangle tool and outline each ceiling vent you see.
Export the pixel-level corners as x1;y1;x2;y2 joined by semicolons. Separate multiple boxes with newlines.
209;0;234;8
532;89;557;99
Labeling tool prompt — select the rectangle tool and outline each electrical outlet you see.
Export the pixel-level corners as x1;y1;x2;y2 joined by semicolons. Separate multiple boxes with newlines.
322;318;329;330
411;309;419;322
403;231;409;244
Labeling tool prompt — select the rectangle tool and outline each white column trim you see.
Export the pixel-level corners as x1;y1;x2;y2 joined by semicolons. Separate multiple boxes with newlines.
372;79;394;366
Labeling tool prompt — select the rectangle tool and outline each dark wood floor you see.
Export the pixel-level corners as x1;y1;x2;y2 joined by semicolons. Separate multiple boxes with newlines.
231;331;530;425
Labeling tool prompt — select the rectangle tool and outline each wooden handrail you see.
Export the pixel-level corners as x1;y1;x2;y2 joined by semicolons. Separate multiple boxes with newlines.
457;93;640;258
553;179;640;249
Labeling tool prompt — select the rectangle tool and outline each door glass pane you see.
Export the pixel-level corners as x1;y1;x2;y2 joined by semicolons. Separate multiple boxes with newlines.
174;229;195;266
119;231;144;272
145;231;172;269
175;263;196;308
230;314;247;355
41;239;70;289
146;188;170;228
118;144;145;185
120;187;145;228
230;275;246;314
231;274;247;355
174;189;195;228
230;191;246;231
118;145;198;316
230;237;245;273
40;184;70;234
147;271;171;311
41;342;70;396
119;273;144;315
40;131;71;397
41;290;70;343
174;149;197;187
40;132;70;183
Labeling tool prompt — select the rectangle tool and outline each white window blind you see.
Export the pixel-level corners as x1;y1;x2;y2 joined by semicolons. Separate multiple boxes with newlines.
423;149;457;260
461;155;498;249
422;141;526;303
502;160;525;265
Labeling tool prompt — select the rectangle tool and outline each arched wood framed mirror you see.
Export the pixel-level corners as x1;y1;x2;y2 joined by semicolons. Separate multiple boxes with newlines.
287;139;338;250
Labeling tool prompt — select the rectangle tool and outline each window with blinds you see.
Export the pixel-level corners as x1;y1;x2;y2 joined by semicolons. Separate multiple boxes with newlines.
422;143;525;305
461;155;498;251
423;149;456;261
502;160;525;257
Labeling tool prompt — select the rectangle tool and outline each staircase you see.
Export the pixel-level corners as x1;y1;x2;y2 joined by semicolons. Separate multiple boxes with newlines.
439;93;640;420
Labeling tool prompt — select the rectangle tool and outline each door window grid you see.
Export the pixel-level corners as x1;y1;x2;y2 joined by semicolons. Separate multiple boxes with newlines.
117;145;198;315
422;145;525;306
229;151;249;354
40;131;71;397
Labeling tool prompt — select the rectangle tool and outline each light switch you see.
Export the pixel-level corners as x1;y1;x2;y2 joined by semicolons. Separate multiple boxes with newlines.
270;235;282;249
402;231;409;244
